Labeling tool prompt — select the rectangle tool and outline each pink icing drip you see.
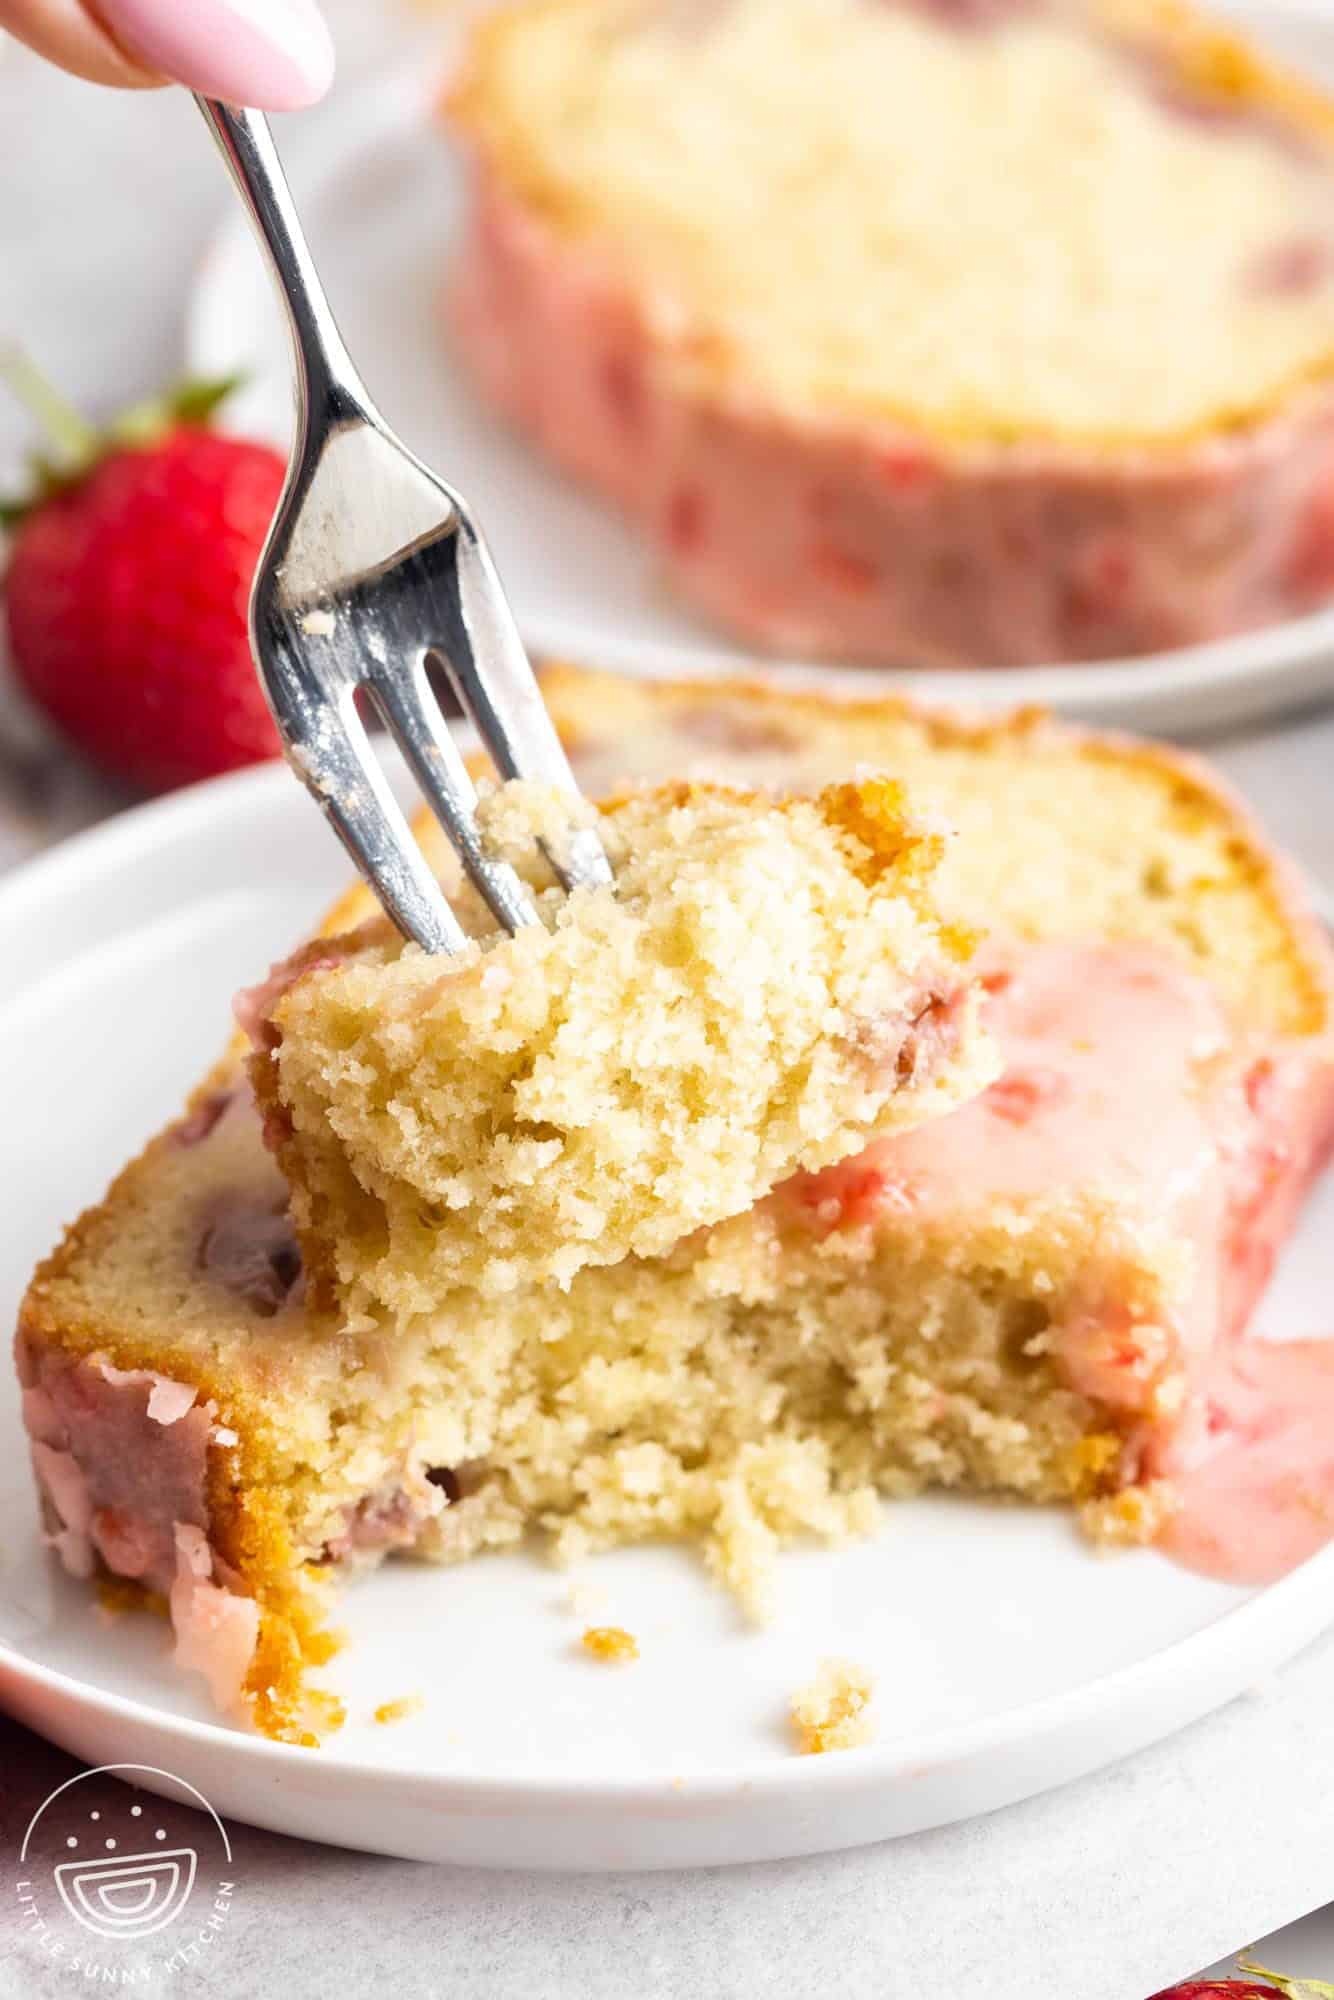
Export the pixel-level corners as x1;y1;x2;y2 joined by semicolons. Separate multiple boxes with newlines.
30;1442;95;1579
22;1383;64;1448
93;1507;159;1580
146;1378;199;1425
96;1360;199;1427
20;1346;218;1594
1157;1342;1334;1584
20;1344;263;1717
169;1524;260;1714
784;940;1239;1283
779;938;1334;1579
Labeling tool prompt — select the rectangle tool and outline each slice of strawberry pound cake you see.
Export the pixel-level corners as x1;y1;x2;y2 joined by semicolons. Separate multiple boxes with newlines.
445;0;1334;667
249;779;990;1317
15;667;1334;1740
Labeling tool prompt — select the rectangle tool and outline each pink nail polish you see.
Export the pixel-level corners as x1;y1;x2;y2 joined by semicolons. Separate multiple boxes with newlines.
96;0;335;111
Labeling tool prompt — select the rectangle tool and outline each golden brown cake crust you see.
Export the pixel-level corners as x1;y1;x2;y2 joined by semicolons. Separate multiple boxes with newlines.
15;1061;355;1743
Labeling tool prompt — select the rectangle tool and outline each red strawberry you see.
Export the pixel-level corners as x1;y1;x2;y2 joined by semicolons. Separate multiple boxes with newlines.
1148;1986;1293;1998
1149;1960;1334;1999
2;355;287;794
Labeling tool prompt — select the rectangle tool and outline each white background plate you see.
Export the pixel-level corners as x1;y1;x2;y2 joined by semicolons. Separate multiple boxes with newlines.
1;763;1333;1869
185;0;1334;738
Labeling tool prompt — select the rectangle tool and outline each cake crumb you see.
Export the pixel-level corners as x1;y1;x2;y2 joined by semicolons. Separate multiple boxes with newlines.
373;1693;425;1726
94;1574;165;1621
1080;1477;1181;1547
275;1690;346;1748
790;1659;876;1754
476;777;599;876
1065;1432;1122;1494
581;1625;640;1664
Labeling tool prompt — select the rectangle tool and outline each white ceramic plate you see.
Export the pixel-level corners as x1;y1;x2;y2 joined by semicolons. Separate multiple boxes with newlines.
185;2;1334;738
1;762;1333;1870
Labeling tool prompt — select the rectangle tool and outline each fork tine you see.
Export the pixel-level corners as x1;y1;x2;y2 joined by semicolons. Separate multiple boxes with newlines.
369;658;542;935
206;101;612;950
434;521;615;893
283;687;469;955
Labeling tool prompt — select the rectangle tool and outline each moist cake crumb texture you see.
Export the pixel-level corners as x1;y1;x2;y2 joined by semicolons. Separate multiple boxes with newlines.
252;777;988;1313
791;1658;877;1754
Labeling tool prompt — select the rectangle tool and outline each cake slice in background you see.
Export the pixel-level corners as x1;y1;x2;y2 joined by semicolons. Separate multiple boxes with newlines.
15;666;1334;1737
249;777;990;1318
445;0;1334;667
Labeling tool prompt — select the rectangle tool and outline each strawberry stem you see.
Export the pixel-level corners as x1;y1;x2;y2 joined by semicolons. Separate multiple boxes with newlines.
111;374;243;447
1237;1960;1334;1999
0;362;245;532
0;344;97;469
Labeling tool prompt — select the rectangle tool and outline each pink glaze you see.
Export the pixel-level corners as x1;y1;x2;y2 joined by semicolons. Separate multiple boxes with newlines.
449;173;1334;667
1157;1341;1334;1584
98;1359;198;1427
788;944;1233;1226
17;1338;260;1702
169;1524;261;1714
782;940;1334;1449
28;1442;95;1579
18;1344;220;1590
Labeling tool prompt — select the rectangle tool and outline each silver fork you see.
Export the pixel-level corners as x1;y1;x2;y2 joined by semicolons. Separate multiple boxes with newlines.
197;99;612;953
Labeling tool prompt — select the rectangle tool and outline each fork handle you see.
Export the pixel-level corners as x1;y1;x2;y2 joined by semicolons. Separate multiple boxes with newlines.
196;98;368;431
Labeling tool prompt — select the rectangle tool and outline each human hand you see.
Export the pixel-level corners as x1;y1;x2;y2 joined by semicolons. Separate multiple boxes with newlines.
0;0;334;109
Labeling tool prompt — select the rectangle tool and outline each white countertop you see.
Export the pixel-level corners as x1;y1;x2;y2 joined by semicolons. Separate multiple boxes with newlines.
2;10;1334;1995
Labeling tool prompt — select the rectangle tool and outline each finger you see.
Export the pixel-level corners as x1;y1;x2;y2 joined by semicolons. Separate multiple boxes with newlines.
1;0;164;89
93;0;334;109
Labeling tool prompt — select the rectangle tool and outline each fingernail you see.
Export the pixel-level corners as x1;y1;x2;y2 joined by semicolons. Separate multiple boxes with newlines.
95;0;335;110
